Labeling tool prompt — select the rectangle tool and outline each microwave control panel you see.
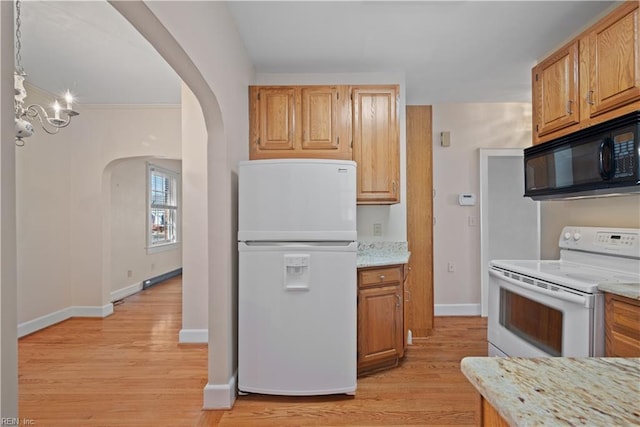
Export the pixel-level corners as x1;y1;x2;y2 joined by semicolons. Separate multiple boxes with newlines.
612;132;636;178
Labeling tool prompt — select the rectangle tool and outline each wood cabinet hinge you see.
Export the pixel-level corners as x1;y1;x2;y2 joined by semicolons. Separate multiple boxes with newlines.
535;74;538;82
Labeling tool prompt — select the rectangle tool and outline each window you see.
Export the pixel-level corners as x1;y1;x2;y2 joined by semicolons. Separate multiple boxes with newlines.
148;163;179;250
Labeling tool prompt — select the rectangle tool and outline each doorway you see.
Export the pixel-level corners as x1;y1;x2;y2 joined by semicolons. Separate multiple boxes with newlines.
479;148;540;316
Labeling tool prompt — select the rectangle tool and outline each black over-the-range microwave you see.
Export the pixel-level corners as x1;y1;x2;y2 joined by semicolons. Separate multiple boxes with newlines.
524;110;640;200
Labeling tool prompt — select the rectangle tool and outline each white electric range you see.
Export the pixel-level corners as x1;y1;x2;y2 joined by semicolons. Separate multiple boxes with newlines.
488;226;640;358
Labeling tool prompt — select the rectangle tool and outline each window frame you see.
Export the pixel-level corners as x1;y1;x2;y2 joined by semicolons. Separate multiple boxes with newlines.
147;162;180;254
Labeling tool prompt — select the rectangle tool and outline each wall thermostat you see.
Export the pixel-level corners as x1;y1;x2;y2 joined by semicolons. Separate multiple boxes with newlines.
458;193;476;206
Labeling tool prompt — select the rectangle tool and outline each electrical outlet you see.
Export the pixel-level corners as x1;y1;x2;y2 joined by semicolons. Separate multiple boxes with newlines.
373;223;382;236
447;262;455;273
127;270;133;278
468;215;477;227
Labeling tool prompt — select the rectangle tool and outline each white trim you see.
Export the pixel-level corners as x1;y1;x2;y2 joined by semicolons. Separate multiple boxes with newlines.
434;304;481;316
146;241;180;254
110;282;143;302
203;373;237;409
179;329;208;344
18;304;114;338
72;303;114;318
18;307;74;338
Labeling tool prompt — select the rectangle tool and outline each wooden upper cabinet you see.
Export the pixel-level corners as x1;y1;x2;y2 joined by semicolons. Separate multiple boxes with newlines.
249;85;351;160
253;86;296;152
300;86;338;150
531;2;640;145
587;2;640;117
352;85;400;204
533;41;580;137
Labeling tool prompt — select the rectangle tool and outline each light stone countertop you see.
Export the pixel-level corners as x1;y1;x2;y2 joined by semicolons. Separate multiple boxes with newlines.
357;241;410;268
461;357;640;427
597;282;640;300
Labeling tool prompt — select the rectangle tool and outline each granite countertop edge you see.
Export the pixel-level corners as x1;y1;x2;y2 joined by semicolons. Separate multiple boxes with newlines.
461;357;640;427
356;241;410;268
597;282;640;300
356;252;411;268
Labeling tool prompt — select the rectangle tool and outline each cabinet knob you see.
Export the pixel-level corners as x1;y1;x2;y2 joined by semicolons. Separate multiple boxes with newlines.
396;294;401;307
586;90;595;105
379;275;385;281
566;100;573;115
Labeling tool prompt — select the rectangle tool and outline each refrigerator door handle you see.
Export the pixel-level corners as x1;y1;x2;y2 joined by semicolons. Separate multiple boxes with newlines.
285;284;310;291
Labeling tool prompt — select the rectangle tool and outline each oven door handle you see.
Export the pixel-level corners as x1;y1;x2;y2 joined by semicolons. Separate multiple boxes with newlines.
489;269;590;307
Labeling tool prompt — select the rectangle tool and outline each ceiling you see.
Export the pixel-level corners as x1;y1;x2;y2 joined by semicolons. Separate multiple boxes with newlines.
18;1;619;106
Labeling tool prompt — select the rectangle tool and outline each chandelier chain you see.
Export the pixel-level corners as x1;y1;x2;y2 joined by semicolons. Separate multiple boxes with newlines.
15;0;24;75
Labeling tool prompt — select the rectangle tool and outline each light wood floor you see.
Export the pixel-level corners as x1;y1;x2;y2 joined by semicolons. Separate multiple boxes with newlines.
19;276;487;426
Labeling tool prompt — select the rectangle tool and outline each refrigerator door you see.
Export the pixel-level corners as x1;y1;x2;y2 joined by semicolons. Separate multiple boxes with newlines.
238;159;357;242
238;241;357;395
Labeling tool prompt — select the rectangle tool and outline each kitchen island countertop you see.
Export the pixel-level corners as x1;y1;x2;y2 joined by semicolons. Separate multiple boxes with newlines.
357;241;410;268
461;356;640;427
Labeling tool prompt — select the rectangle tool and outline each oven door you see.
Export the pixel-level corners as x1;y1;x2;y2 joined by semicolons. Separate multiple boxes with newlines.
488;267;603;357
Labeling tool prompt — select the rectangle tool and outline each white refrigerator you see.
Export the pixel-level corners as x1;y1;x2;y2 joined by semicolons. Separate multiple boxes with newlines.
238;159;357;396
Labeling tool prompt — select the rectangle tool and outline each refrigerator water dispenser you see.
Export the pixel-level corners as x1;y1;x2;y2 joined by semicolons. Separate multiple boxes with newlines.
284;254;310;290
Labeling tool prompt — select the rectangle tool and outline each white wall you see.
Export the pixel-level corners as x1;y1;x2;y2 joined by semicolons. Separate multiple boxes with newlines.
16;84;72;325
432;103;532;312
1;1;18;416
255;72;408;242
540;195;640;259
180;83;208;341
118;0;254;408
16;88;181;330
110;157;182;296
74;104;181;311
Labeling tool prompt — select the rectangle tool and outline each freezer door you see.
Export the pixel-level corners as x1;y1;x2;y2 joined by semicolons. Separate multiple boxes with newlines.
238;159;356;241
238;242;357;395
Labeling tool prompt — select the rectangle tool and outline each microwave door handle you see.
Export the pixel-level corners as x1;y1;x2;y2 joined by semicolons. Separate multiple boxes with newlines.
598;138;614;180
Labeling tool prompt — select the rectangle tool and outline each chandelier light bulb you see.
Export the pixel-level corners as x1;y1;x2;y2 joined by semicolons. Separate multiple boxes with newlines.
53;101;61;120
64;91;73;110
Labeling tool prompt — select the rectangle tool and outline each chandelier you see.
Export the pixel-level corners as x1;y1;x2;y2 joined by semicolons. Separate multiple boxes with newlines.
14;0;79;146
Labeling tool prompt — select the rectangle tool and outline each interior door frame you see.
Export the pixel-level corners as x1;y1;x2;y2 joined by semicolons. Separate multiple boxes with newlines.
479;148;540;317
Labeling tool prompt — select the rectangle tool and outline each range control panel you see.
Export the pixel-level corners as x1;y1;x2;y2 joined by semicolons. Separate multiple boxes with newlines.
559;226;640;258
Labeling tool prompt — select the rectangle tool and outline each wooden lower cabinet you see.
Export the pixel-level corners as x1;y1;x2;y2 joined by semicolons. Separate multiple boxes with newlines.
480;396;510;427
357;264;406;376
605;292;640;357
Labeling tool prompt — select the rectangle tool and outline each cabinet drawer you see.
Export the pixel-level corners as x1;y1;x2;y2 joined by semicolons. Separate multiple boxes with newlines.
359;266;402;287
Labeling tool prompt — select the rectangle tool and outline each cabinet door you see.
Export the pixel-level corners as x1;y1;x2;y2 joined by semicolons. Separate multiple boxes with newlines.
251;87;296;153
300;86;339;150
588;2;640;117
605;293;640;357
352;86;400;204
358;284;402;368
533;41;580;138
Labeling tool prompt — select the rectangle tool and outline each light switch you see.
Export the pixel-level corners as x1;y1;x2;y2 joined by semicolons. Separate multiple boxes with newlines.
440;131;451;147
